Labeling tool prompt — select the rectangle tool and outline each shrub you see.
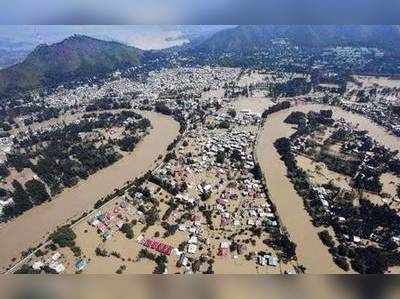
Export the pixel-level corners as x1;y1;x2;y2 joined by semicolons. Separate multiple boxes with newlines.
318;230;335;248
25;179;50;204
49;226;76;248
71;246;82;257
334;256;350;271
95;247;108;257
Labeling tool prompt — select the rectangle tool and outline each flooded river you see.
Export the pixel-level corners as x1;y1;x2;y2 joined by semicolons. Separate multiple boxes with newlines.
256;103;400;273
0;111;179;272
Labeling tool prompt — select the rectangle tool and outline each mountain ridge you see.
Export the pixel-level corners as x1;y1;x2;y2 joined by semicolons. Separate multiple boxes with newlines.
0;35;142;95
2;26;400;96
196;25;400;53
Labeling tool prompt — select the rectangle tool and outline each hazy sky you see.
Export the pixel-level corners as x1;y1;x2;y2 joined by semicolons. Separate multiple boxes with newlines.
1;0;399;24
0;25;234;50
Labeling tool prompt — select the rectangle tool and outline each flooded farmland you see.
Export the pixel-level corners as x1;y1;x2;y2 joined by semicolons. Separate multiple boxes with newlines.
256;103;400;273
0;111;179;272
233;96;274;114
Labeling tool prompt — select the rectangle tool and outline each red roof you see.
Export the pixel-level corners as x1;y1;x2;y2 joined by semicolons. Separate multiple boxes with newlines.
141;238;173;256
218;248;229;256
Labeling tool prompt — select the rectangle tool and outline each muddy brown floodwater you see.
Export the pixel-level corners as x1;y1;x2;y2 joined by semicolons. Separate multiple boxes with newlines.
256;103;400;274
0;111;179;272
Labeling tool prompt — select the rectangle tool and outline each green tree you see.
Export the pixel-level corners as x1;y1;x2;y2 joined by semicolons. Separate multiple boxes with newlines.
12;180;33;215
49;225;76;248
154;254;167;274
25;179;50;204
227;109;237;118
216;151;225;164
121;223;134;239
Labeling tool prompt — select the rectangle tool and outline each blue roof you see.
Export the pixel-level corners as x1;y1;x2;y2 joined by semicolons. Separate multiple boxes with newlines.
75;259;88;270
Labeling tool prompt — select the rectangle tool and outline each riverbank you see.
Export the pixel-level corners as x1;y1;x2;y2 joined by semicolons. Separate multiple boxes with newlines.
256;103;400;273
0;111;179;272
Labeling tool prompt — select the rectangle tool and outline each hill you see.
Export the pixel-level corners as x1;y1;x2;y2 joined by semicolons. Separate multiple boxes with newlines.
0;35;142;95
196;25;400;54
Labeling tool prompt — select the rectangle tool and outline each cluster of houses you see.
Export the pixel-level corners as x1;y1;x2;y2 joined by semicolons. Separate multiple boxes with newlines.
143;106;286;272
328;83;400;135
235;110;263;126
211;110;262;128
132;67;240;112
29;251;88;274
39;76;142;109
13;67;303;274
342;100;400;136
287;109;400;268
258;253;279;267
0;136;13;164
27;67;240;126
32;252;66;274
204;129;257;169
87;200;131;241
0;197;14;218
146;67;239;99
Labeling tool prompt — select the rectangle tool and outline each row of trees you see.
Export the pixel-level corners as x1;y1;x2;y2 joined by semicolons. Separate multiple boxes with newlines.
3;110;151;219
85;97;132;112
261;101;291;118
269;77;312;97
3;179;49;218
23;107;61;126
274;133;400;273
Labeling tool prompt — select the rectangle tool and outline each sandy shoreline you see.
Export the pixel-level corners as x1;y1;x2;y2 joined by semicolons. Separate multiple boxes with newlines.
0;111;179;271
